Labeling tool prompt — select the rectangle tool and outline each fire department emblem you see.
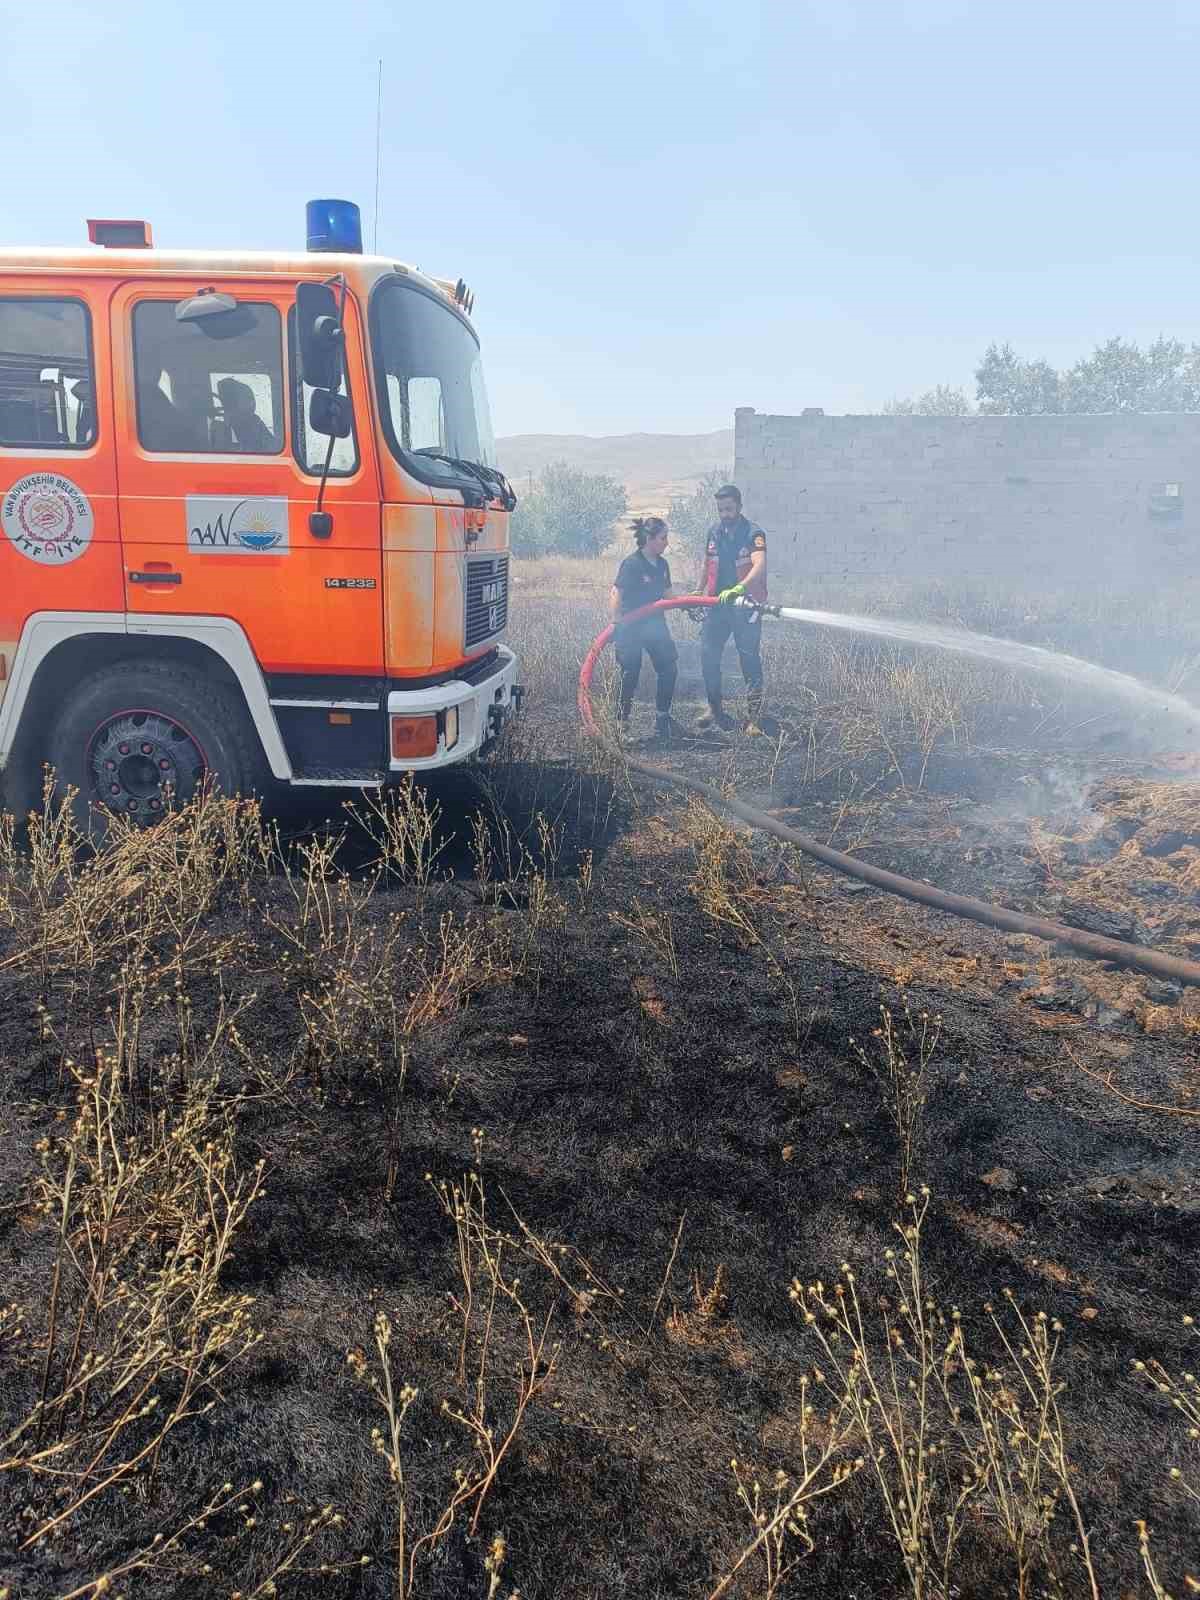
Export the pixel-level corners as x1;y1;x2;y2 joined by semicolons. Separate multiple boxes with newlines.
2;473;94;565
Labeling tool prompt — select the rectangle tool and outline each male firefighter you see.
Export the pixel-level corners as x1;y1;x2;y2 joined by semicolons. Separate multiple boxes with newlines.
695;484;767;733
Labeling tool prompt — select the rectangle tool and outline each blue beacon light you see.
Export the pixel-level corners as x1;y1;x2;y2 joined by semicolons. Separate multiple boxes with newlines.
305;199;363;254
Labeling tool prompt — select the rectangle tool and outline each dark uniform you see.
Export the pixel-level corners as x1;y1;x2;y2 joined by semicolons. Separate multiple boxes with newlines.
612;548;677;722
700;515;768;719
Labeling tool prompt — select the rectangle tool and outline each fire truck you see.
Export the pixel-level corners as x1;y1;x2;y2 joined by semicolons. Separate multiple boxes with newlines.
0;199;519;822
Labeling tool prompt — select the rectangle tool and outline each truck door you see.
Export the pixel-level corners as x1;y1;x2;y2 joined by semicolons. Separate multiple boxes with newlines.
110;279;383;678
0;283;122;696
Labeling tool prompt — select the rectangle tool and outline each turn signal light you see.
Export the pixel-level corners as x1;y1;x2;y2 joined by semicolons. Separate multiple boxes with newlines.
390;714;438;759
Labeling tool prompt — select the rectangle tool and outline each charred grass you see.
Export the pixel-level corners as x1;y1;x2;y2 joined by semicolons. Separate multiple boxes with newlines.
1;585;1199;1598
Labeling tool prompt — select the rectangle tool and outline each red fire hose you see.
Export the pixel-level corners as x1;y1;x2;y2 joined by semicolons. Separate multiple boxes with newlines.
579;596;1200;988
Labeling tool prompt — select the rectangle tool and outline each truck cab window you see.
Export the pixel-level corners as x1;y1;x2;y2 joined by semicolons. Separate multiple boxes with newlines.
387;373;445;453
0;299;95;449
287;307;358;477
132;301;284;455
371;277;496;485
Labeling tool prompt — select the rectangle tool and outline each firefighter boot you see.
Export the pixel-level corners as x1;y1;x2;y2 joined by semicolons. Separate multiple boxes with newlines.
695;703;735;733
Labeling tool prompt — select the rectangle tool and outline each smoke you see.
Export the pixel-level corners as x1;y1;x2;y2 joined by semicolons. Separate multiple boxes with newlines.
964;762;1106;845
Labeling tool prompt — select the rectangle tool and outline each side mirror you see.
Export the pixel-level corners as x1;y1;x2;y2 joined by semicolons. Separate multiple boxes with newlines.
308;388;352;439
296;281;343;390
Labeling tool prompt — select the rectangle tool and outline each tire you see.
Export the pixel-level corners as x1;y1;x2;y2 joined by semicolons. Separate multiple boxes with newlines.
47;658;264;829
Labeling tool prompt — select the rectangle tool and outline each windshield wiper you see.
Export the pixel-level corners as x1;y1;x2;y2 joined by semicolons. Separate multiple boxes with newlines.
414;450;517;511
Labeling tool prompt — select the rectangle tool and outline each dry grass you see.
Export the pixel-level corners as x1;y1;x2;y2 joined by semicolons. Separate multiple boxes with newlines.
0;781;595;1595
680;793;816;1058
3;581;1200;1595
3;1014;265;1558
510;549;616;602
610;900;680;979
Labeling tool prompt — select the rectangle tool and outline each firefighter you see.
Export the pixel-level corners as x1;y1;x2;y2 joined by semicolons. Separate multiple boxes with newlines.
695;484;768;733
609;515;684;743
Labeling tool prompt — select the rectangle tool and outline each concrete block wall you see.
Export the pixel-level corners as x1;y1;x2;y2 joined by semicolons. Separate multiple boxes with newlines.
733;408;1199;590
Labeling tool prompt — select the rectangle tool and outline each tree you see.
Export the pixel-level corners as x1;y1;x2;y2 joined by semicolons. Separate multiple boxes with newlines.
882;385;974;416
971;335;1200;414
668;466;731;566
509;461;628;558
975;343;1062;414
1061;336;1200;412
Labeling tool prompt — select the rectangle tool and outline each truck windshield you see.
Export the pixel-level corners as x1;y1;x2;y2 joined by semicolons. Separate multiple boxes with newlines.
372;277;496;484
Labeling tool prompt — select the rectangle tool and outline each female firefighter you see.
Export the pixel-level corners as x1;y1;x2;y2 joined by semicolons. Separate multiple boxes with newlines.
609;516;685;743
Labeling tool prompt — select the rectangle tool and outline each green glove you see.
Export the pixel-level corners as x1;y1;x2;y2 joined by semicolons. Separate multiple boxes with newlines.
717;582;746;605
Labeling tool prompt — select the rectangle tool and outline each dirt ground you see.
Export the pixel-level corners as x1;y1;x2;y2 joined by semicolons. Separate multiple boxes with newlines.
1;604;1198;1600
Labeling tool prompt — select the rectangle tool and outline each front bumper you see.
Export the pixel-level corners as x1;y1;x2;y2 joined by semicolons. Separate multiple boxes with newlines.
386;645;520;771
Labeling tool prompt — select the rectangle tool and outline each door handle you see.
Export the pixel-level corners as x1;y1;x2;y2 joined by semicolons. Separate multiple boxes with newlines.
129;566;182;586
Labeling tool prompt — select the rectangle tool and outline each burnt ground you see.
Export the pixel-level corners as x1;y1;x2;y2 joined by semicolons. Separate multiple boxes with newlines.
1;621;1199;1599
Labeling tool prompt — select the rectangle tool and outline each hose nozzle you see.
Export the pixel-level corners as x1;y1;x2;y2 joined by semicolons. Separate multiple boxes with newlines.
736;597;782;618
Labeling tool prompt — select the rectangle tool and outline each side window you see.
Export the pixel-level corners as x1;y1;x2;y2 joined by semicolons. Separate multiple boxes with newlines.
0;299;96;449
132;300;284;455
288;307;357;476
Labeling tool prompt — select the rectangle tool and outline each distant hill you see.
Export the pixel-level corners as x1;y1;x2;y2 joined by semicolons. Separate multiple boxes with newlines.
497;429;733;512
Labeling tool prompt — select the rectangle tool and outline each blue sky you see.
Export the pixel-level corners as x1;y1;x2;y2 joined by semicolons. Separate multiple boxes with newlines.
5;0;1200;435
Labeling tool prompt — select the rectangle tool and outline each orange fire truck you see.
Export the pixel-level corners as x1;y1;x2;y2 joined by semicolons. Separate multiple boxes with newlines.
0;199;519;822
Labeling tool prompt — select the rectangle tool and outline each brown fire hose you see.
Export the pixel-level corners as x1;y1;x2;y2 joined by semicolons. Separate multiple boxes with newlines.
580;596;1200;989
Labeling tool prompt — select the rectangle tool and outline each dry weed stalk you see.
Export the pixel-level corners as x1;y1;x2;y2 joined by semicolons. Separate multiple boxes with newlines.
52;1479;251;1599
793;1194;973;1600
0;786;262;989
357;775;446;891
231;1496;369;1599
610;899;679;979
1064;1040;1200;1122
3;1048;264;1551
685;796;808;1049
266;829;372;974
1138;1520;1200;1600
430;1167;560;1540
708;1419;863;1600
402;910;517;1034
975;1291;1100;1600
791;1193;1100;1600
348;1311;420;1597
264;833;409;1076
666;1265;729;1348
496;1193;706;1423
381;1047;409;1207
852;1000;942;1197
576;846;595;909
882;658;972;790
1134;1316;1200;1512
1133;1315;1200;1597
355;1168;558;1594
467;804;568;999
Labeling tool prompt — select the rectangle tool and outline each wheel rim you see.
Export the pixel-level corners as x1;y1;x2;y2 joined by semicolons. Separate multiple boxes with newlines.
86;711;208;819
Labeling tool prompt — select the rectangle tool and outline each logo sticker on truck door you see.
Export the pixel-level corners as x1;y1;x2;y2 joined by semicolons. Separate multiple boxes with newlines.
186;496;289;554
2;474;94;564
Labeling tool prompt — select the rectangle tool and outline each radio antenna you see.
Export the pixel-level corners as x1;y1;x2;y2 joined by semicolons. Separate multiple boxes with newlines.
373;59;383;252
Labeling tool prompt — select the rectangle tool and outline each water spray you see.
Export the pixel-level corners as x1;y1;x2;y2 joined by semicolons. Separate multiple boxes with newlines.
578;596;1200;988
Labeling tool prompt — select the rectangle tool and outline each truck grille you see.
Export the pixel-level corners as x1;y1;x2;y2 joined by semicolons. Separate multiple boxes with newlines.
464;555;509;650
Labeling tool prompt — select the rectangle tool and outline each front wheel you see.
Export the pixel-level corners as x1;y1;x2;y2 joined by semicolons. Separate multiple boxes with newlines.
48;659;263;828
